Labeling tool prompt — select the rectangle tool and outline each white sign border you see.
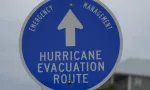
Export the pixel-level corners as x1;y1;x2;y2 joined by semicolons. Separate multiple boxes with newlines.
19;0;123;90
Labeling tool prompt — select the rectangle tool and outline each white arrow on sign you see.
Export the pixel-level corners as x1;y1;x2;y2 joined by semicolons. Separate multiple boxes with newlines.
58;9;83;46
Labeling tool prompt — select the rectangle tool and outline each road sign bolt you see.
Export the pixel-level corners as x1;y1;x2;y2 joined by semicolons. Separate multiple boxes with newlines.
69;4;74;8
67;80;72;84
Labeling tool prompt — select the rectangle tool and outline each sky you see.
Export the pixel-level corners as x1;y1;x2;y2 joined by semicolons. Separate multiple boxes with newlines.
0;0;150;90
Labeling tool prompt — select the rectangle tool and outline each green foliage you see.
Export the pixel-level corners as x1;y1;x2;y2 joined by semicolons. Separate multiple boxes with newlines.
96;84;116;90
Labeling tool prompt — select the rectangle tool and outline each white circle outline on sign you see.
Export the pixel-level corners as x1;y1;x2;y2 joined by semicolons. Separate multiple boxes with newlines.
19;0;123;90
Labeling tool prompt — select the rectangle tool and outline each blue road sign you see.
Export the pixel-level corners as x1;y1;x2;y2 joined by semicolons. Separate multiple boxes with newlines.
20;0;122;90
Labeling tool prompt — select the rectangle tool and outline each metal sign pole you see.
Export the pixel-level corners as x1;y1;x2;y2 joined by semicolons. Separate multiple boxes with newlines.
41;85;50;90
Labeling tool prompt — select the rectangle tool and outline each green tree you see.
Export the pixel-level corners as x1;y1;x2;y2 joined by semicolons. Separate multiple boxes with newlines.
96;84;116;90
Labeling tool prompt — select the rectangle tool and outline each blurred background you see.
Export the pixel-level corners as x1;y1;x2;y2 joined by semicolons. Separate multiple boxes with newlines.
0;0;150;90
